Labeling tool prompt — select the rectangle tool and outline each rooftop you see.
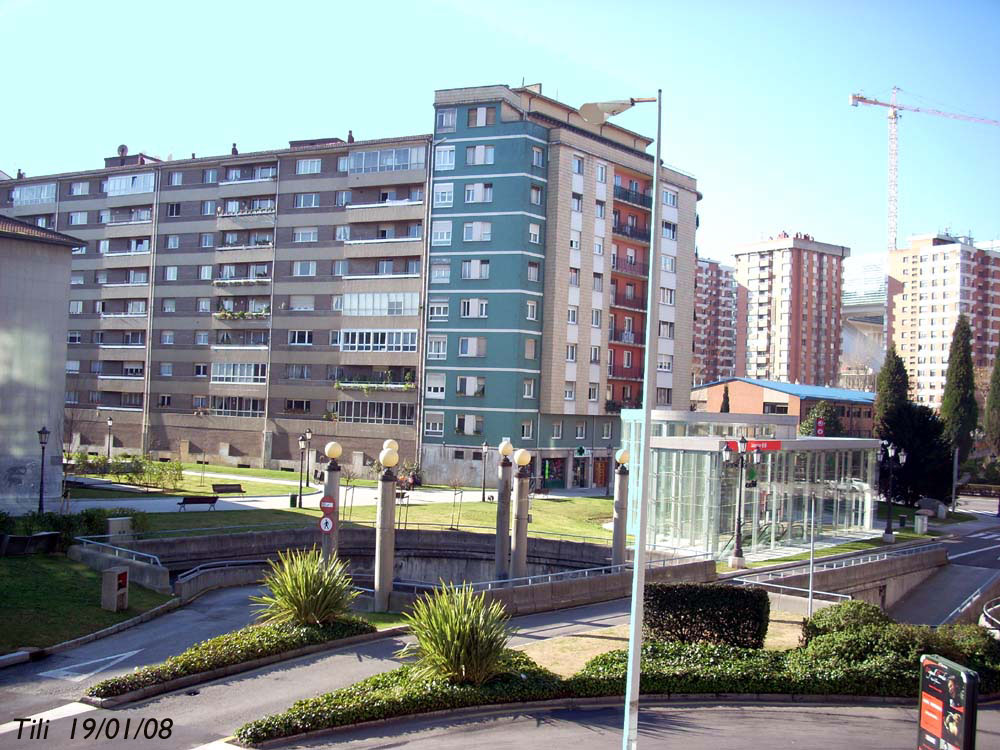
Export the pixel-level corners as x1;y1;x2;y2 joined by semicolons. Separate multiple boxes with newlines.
0;214;80;247
692;377;875;404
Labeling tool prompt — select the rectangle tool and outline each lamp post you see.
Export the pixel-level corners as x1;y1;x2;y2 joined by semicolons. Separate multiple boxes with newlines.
375;444;400;611
297;433;306;509
721;435;760;569
953;427;983;512
322;440;342;562
993;453;1000;517
495;440;514;579
880;440;907;542
37;426;50;515
510;448;532;579
580;91;661;750
304;427;313;487
481;440;489;503
106;416;114;460
808;491;817;617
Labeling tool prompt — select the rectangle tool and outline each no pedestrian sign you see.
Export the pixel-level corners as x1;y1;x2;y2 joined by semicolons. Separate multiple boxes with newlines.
319;516;335;534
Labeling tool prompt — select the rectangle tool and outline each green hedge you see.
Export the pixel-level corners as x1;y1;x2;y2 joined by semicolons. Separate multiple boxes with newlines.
800;600;891;645
11;508;150;552
234;651;563;746
86;618;374;698
644;583;770;649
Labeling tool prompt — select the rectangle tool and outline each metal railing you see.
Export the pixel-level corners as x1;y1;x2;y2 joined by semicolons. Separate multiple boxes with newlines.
610;256;649;276
73;536;162;566
613;185;653;208
609;294;646;311
609;327;644;344
983;596;1000;630
612;223;651;242
732;542;948;583
174;559;270;584
729;577;851;601
607;365;644;380
944;570;1000;625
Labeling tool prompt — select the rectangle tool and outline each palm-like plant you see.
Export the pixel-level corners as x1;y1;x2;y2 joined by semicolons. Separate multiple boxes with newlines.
251;548;358;626
396;582;514;686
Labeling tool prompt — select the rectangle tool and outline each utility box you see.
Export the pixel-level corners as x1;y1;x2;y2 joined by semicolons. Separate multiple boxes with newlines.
101;566;129;612
914;515;929;534
106;516;134;543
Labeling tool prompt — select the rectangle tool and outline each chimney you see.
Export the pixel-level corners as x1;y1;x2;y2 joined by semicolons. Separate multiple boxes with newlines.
231;143;238;155
191;153;196;159
347;130;355;143
16;169;24;179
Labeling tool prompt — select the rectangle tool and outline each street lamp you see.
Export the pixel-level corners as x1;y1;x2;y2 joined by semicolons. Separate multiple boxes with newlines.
580;91;661;750
297;434;307;509
37;426;50;515
481;440;489;503
880;440;907;541
304;428;313;486
106;416;114;460
721;435;760;568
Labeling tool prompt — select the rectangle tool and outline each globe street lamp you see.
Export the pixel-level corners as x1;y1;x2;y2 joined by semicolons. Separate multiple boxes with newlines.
880;440;907;541
304;428;313;486
297;434;307;509
106;416;114;460
37;426;50;515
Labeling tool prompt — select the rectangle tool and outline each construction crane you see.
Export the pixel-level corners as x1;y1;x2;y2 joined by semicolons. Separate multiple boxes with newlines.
850;86;1000;253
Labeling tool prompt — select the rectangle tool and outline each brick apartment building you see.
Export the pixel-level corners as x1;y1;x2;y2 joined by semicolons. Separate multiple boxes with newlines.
693;257;737;385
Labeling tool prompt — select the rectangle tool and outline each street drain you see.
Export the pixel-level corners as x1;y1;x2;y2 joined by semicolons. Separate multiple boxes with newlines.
186;689;200;696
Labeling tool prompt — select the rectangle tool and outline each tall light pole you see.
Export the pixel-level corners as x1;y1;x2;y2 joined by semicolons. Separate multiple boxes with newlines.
481;440;488;503
808;491;817;617
297;433;306;509
304;427;313;486
721;435;759;569
580;91;660;750
37;426;50;515
106;416;114;461
880;440;907;541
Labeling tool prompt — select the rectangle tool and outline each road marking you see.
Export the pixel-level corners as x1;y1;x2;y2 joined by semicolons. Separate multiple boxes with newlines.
951;543;1000;560
0;702;95;735
39;649;142;683
969;532;1000;539
190;740;242;750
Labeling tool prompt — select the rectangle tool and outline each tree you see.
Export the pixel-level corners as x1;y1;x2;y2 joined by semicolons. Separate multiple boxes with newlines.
720;385;730;413
798;400;844;437
984;353;1000;456
873;344;909;439
884;402;952;505
940;314;978;463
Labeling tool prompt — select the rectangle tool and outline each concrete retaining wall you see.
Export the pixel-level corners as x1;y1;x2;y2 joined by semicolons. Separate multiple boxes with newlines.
172;565;268;602
67;545;171;594
951;573;1000;625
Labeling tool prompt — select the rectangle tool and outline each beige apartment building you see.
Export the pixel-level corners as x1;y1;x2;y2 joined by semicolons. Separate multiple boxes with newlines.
693;257;738;385
734;232;848;386
1;136;430;470
887;233;999;409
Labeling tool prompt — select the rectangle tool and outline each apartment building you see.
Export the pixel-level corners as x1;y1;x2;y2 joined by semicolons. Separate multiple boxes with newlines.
1;136;430;470
692;258;738;386
887;233;999;409
734;232;848;386
421;84;698;488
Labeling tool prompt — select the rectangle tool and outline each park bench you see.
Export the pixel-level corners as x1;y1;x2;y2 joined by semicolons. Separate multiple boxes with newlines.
177;496;219;510
211;483;245;496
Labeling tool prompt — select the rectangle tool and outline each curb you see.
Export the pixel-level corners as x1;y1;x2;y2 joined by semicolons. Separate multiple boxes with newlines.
241;692;926;749
0;598;183;670
81;626;409;708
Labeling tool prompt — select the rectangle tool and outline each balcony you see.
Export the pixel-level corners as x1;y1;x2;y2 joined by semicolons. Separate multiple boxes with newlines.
214;309;270;320
607;365;644;381
609;328;645;345
605;399;642;413
612;223;650;243
611;257;649;276
610;294;646;311
213;275;271;287
613;185;652;209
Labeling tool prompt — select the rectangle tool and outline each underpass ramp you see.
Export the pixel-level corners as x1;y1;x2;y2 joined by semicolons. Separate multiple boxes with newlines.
888;564;996;625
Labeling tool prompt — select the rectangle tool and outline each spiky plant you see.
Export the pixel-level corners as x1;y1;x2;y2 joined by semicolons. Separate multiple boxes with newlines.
396;582;514;686
251;548;358;626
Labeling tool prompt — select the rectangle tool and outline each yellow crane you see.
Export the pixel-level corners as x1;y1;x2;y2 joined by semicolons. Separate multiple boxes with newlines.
850;86;1000;253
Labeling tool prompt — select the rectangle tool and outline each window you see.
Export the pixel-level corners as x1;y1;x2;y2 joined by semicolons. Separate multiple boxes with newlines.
550;421;563;439
288;330;313;345
461;259;490;279
660;287;675;305
570;230;581;250
596;163;607;183
427;335;448;359
661;221;677;240
162;234;179;250
521;420;533;439
661;255;676;272
659;321;675;339
72;245;86;255
602;421;613;440
345;147;426;175
464;183;493;203
572;156;584;174
105;172;154;196
289;294;315;311
202;168;217;183
428;299;449;321
463;221;492;241
193;331;210;346
334;225;350;241
294;193;320;208
663;189;678;207
211;362;267;383
286;364;312;380
293;227;318;243
526;300;537;320
70;272;84;286
564;382;576;400
199;265;212;280
96;271;108;285
576;421;587;439
528;223;540;244
456;375;486;396
69;211;87;225
69;181;89;196
424;411;444;436
590;345;601;364
593;273;603;291
159;362;173;377
460;298;489;318
527;262;540;282
296;158;321;174
588;383;599;402
335;190;351;207
458;336;487;357
293;260;316;277
521;378;536;399
162;298;176;313
594;239;604;256
65;390;79;404
342;292;419;316
465;145;494;165
569;268;580;287
65;359;80;373
123;362;144;377
624;351;633;368
67;330;82;344
196;297;211;313
200;233;214;248
657;355;674;372
164;266;178;281
571;193;583;213
454;414;484;435
436;108;457;132
430;261;451;284
200;200;215;216
433;183;453;208
166;203;181;217
467;106;496;127
435;145;455;170
160;330;175;344
566;344;577;362
532;147;544;167
525;338;537;359
595;201;606;219
568;306;578;324
431;220;452;246
656;387;672;406
98;239;109;254
530;185;542;205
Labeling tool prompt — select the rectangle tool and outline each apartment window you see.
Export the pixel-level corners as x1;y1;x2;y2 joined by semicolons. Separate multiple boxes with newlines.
566;344;577;362
293;260;316;277
68;211;87;225
67;330;82;344
527;261;540;282
294;193;320;208
456;375;486;397
465;182;493;203
98;239;109;254
624;350;633;368
532;147;544;167
461;259;490;279
162;234;179;250
198;265;212;280
594;238;604;256
463;221;492;241
436;108;457;132
296;158;321;175
69;181;89;196
518;420;533;440
660;287;675;305
123;362;144;377
164;266;178;281
427;336;447;360
659;321;675;339
435;145;455;170
160;330;175;344
528;223;540;244
573;421;586;439
657;355;674;372
334;190;351;207
431;220;452;246
65;359;80;374
65;390;79;404
572;156;584;174
293;227;318;243
661;255;676;272
286;364;312;380
196;297;211;313
525;338;537;359
663;189;678;207
289;294;315;311
72;245;86;255
105;172;154;196
428;261;451;285
465;144;495;165
596;163;607;183
427;299;449;321
425;372;447;399
595;201;606;219
195;331;210;346
70;272;84;286
568;306;578;325
569;268;580;287
96;270;108;285
656;387;672;406
571;193;583;213
467;106;496;127
593;273;603;291
602;421;613;440
433;183;453;208
458;336;487;357
524;300;537;321
162;298;176;313
570;230;581;250
424;411;444;436
166;203;181;218
460;298;489;318
156;394;171;408
200;200;215;216
564;382;576;400
201;168;217;183
288;330;313;345
333;225;350;242
200;233;214;248
530;185;542;205
159;362;173;377
661;221;677;240
590;345;601;364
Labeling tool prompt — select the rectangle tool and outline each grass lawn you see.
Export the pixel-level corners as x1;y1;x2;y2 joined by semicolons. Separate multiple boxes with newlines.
144;508;320;534
67;487;167;500
0;555;172;653
73;474;320;498
874;501;976;526
358;611;410;630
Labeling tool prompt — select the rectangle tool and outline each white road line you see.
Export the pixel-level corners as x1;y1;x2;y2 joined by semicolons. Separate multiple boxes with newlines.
951;542;1000;560
39;649;142;683
0;702;95;735
190;740;242;750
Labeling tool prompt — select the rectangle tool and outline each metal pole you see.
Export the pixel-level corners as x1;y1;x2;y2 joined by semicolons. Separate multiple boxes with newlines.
306;441;312;489
297;447;304;509
38;443;46;515
496;455;513;580
883;451;894;541
951;446;959;512
510;463;531;579
107;422;112;460
623;88;662;750
374;466;396;611
808;492;816;617
322;459;341;563
612;463;629;566
733;456;746;563
481;441;488;503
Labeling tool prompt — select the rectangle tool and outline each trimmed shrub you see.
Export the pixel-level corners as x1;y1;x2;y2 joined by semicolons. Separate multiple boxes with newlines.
397;582;514;686
643;583;769;649
86;619;374;698
251;549;358;626
234;651;562;746
800;600;891;645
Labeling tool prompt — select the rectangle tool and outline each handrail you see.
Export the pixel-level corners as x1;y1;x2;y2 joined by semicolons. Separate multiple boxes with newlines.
983;596;1000;630
73;536;162;566
944;570;1000;625
728;577;851;601
733;542;948;584
174;559;270;583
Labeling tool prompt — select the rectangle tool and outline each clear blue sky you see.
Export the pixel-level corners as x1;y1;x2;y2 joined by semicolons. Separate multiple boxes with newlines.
3;0;998;266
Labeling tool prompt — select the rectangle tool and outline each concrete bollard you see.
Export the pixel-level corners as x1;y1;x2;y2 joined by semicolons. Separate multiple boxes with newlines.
322;462;341;562
495;455;513;580
612;463;629;566
374;468;396;611
510;464;531;580
101;567;129;612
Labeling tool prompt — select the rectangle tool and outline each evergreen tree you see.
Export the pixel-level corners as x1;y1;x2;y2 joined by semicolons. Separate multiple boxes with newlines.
720;384;730;413
798;400;844;437
874;344;909;440
940;314;978;463
985;351;1000;456
890;402;953;505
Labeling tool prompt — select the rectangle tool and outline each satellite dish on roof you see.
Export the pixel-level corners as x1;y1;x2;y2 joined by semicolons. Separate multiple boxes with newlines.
117;144;128;157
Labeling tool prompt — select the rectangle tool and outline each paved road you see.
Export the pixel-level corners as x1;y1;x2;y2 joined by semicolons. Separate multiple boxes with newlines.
289;702;1000;750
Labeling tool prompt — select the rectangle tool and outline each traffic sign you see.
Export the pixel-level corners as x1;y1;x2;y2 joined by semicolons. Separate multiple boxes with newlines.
319;516;335;534
816;418;825;437
319;495;336;514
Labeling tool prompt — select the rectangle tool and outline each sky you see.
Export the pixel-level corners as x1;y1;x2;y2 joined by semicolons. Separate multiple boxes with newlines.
3;0;998;269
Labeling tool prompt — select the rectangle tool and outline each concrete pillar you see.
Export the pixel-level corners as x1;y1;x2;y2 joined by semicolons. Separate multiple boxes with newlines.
374;468;396;611
612;463;629;566
510;464;531;579
322;461;341;562
495;456;513;580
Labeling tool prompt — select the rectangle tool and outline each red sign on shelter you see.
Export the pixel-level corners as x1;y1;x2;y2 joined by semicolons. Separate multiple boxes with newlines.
725;440;782;452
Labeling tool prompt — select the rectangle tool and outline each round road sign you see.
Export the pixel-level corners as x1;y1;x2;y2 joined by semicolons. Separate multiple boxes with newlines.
319;495;336;513
319;516;334;534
